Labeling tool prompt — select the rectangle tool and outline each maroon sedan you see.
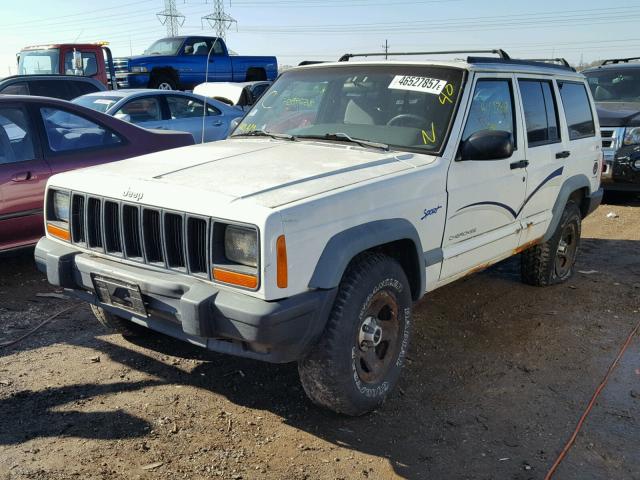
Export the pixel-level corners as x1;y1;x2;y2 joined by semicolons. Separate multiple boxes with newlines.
0;95;193;252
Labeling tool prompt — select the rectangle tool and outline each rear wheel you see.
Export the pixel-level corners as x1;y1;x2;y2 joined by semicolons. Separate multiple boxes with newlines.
149;74;177;90
521;200;582;286
298;252;412;416
90;304;148;337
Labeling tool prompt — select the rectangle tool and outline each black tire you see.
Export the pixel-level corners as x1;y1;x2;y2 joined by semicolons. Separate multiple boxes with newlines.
298;252;413;416
521;200;582;286
148;73;177;90
90;304;147;337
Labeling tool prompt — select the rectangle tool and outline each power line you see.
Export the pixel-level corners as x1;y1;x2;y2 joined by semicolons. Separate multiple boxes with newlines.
201;0;237;40
157;0;185;37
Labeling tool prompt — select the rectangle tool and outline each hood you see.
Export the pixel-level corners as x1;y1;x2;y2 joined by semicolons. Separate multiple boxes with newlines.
56;139;431;209
596;102;640;127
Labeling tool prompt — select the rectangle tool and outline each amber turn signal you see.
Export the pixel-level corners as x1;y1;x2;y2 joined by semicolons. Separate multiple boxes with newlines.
213;267;258;289
276;235;288;289
47;223;70;241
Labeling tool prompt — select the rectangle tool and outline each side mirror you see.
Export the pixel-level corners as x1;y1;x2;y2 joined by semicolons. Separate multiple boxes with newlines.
459;130;514;161
229;117;241;132
73;50;83;71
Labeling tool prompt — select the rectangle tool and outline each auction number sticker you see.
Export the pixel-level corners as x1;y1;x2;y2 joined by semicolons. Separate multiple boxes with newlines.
388;75;447;95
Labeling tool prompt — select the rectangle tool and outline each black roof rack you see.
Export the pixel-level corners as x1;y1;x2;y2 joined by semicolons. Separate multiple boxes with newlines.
522;58;573;68
338;49;510;62
466;56;576;72
298;60;327;66
601;57;640;65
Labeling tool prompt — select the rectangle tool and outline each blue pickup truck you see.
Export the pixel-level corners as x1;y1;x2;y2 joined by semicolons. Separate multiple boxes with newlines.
114;36;277;90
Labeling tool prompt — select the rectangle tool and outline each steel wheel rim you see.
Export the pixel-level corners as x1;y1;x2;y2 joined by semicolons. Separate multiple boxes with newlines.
355;290;401;384
555;222;577;278
158;82;173;90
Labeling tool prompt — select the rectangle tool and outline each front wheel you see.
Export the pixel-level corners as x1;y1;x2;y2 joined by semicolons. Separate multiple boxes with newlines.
521;200;582;286
298;252;413;416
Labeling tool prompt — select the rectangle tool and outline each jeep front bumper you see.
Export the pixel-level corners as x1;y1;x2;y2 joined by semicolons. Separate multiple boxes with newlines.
35;237;336;363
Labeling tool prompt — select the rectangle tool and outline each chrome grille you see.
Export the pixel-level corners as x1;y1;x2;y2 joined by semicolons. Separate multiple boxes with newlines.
70;194;210;278
600;127;625;178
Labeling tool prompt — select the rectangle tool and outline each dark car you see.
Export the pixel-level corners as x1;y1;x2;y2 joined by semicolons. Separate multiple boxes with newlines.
583;58;640;192
0;95;194;252
0;75;106;101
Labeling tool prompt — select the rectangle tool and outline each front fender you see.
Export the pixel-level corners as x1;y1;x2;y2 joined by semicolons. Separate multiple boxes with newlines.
308;218;425;299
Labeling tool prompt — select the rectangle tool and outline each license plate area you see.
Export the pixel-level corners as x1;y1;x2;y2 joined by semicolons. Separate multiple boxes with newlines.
92;275;147;316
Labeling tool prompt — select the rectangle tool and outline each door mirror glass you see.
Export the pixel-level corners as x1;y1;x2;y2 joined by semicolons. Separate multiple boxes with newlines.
459;130;513;161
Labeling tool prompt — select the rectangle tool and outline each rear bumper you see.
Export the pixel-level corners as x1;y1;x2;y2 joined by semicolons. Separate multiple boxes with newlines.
35;237;336;363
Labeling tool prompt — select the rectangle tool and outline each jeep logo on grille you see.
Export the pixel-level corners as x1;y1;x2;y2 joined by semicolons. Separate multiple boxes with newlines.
122;188;144;202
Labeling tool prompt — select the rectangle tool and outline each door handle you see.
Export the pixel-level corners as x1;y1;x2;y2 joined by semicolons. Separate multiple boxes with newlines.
212;121;223;127
510;160;529;170
11;171;33;182
555;150;571;159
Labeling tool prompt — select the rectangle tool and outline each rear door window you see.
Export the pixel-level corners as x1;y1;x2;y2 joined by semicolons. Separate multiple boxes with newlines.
29;80;71;100
40;107;122;153
0;107;36;164
115;97;162;123
518;79;560;146
0;82;30;95
558;82;596;140
167;96;220;118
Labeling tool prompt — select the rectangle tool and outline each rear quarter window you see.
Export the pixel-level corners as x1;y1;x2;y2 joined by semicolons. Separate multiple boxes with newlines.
558;82;596;140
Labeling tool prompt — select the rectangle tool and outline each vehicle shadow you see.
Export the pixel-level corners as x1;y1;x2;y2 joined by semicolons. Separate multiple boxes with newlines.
1;238;638;478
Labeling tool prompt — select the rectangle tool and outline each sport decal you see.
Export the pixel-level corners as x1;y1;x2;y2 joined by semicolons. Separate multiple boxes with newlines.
455;167;564;218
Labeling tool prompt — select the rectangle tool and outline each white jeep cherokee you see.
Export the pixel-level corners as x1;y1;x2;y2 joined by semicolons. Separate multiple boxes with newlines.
36;50;603;415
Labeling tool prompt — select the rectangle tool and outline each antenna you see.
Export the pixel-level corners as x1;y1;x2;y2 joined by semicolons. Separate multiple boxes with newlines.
157;0;185;37
382;39;389;60
201;37;223;144
202;0;237;40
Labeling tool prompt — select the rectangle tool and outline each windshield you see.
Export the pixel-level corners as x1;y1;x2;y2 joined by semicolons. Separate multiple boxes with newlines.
585;68;640;102
18;49;60;74
73;96;119;113
231;65;465;153
143;38;184;56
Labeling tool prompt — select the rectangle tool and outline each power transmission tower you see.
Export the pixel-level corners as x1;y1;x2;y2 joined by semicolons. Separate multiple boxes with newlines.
382;39;389;60
202;0;237;40
157;0;185;37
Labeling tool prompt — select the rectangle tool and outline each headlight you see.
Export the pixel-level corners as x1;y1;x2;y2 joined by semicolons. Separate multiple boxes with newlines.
130;66;148;73
46;190;71;241
623;127;640;146
224;225;258;267
634;159;640;169
52;191;70;223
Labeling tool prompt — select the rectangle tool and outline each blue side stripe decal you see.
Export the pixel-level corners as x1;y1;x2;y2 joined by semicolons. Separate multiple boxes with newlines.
456;166;564;219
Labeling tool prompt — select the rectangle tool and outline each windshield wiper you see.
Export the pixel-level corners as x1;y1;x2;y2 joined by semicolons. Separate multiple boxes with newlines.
232;129;296;141
296;132;389;151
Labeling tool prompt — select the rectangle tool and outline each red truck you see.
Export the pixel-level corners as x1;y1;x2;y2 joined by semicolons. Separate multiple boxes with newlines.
17;42;117;90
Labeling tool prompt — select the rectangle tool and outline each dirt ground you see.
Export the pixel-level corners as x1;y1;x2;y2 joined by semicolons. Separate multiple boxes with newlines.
1;196;639;480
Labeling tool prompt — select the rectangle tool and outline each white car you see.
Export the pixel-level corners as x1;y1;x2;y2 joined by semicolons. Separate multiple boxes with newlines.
36;50;603;415
193;80;272;110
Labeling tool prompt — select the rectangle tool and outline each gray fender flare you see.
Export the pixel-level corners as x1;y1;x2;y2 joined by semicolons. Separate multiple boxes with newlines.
308;218;425;300
543;174;591;241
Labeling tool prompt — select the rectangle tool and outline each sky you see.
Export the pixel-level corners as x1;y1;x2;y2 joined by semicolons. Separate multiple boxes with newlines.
2;0;640;77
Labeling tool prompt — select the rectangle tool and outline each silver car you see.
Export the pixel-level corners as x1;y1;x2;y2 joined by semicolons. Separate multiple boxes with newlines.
73;89;243;142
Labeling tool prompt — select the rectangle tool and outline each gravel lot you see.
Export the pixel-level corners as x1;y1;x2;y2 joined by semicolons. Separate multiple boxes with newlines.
1;198;639;480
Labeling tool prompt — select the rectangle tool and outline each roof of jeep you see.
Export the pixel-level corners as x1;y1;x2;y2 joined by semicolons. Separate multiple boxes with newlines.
292;58;584;79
